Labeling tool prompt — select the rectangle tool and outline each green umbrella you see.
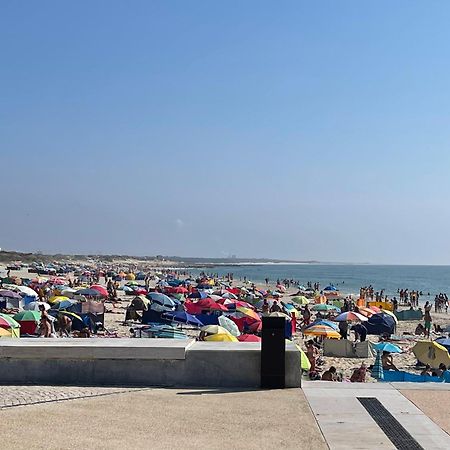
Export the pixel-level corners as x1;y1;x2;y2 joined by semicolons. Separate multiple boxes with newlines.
13;310;41;322
311;304;340;312
291;296;309;305
0;313;20;328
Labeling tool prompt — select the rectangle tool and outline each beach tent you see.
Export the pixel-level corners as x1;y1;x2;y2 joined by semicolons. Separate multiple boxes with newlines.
237;334;261;342
204;333;238;342
323;339;376;358
413;341;450;368
0;327;19;338
365;313;396;336
13;310;40;334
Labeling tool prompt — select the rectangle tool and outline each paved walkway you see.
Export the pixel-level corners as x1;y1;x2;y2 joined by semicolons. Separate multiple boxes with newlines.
303;381;450;450
0;386;326;450
0;385;143;409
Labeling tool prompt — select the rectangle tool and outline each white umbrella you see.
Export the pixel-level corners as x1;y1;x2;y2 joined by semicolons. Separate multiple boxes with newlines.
218;315;241;337
24;301;51;311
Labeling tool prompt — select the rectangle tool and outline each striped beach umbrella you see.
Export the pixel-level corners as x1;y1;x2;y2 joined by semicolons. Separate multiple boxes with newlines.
303;324;340;339
372;351;384;380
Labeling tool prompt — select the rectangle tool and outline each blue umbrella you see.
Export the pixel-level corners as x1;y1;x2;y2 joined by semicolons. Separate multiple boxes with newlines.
188;291;208;299
146;292;175;307
374;342;401;353
324;285;338;291
52;299;78;310
435;338;450;351
307;320;339;330
162;311;204;327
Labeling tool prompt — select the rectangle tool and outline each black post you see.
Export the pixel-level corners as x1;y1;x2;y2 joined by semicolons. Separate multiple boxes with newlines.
261;316;285;388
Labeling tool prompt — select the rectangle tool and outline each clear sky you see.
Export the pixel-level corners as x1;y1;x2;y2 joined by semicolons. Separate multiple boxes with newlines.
2;1;450;264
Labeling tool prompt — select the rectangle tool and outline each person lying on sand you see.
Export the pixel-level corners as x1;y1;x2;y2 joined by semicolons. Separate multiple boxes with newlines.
321;366;337;381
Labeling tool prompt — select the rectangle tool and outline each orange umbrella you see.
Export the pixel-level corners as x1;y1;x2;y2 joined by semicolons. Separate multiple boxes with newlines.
358;307;376;318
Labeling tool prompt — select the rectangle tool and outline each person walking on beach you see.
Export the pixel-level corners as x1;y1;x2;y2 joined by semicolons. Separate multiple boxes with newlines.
39;304;52;338
424;301;432;338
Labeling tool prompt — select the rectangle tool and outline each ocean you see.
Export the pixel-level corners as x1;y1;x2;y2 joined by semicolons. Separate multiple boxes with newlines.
190;264;450;300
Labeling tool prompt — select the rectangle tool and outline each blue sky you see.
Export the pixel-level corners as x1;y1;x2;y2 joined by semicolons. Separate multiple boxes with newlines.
1;1;450;264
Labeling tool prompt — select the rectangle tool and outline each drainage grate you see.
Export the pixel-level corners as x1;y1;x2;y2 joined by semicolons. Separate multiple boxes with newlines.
358;397;424;450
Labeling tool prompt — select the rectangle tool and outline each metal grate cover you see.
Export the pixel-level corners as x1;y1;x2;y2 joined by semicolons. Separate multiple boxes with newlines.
358;397;424;450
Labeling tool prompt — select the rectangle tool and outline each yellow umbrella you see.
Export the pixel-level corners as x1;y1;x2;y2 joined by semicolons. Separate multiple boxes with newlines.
48;295;70;305
204;333;238;342
200;325;231;336
413;341;450;368
291;342;311;371
291;296;309;305
236;306;260;321
303;324;340;339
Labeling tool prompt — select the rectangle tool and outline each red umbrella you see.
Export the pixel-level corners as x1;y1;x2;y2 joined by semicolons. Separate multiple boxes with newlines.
90;285;108;297
195;298;228;312
134;288;148;295
237;334;261;342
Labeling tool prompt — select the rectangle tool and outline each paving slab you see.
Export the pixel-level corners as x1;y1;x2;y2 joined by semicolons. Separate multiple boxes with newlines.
401;390;450;436
0;387;327;450
303;382;450;449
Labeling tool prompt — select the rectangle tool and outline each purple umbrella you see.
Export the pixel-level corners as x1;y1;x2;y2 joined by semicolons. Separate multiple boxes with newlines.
0;290;22;299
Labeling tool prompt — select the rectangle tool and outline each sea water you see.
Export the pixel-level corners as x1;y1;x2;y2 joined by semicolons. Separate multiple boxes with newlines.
190;264;450;300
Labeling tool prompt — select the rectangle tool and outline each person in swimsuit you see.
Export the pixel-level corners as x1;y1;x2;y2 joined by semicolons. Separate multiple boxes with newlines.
424;301;432;338
39;304;52;338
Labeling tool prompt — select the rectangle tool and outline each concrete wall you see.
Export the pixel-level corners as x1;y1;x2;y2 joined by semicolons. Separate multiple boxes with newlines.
0;339;301;388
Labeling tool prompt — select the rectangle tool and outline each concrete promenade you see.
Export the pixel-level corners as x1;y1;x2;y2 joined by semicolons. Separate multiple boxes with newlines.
1;383;450;449
0;386;326;450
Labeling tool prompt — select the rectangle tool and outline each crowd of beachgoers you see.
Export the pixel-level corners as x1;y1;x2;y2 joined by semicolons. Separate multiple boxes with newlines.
1;261;450;383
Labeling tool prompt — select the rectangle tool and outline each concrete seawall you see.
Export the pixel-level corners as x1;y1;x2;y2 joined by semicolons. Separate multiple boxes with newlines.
0;339;301;388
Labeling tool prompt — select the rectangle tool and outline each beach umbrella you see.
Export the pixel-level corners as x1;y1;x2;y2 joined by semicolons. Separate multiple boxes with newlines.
381;309;398;323
75;288;102;297
201;325;231;336
413;341;450;368
162;311;204;327
218;315;241;337
90;285;109;297
204;333;238;342
24;301;51;311
306;320;339;330
0;313;20;329
303;324;340;339
435;338;450;351
374;342;402;354
237;334;261;342
222;292;238;300
0;290;21;299
149;302;174;313
51;311;83;322
48;295;71;305
8;285;38;298
292;343;311;371
291;296;309;305
188;291;208;299
357;307;376;318
13;310;41;322
52;299;78;310
194;298;228;312
269;311;291;320
323;285;338;291
311;304;340;312
371;351;384;380
334;311;368;322
236;306;260;321
369;306;382;313
146;293;176;308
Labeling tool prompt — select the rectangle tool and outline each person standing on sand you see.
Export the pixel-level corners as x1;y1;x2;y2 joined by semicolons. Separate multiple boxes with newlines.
39;304;52;338
424;301;432;338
